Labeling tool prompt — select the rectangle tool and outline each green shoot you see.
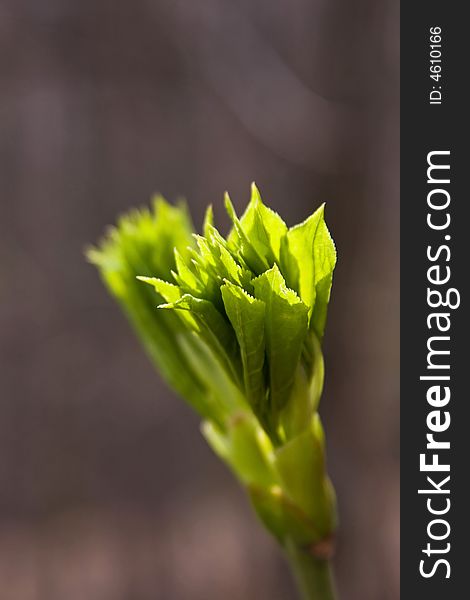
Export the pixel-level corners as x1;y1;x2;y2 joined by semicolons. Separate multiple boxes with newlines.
88;184;338;599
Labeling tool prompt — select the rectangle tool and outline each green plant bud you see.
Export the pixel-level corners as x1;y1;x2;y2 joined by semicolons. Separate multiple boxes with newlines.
88;184;338;550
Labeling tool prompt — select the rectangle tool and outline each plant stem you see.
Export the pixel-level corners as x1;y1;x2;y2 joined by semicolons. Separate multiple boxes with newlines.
285;541;337;600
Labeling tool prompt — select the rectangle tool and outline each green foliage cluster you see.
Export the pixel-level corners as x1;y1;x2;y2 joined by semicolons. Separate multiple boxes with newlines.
89;184;337;547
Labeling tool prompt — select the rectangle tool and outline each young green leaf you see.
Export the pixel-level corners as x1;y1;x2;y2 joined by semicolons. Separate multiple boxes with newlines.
280;204;336;339
172;248;203;296
221;281;266;417
203;204;214;238
239;183;287;263
137;276;182;304
159;293;242;386
252;264;309;419
86;201;211;414
225;192;269;274
178;333;247;424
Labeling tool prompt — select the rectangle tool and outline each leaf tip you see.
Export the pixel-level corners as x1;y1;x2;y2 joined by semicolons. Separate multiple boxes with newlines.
250;181;262;204
203;204;214;233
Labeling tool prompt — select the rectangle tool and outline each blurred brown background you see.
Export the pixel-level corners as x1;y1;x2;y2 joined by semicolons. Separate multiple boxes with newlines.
0;1;399;599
